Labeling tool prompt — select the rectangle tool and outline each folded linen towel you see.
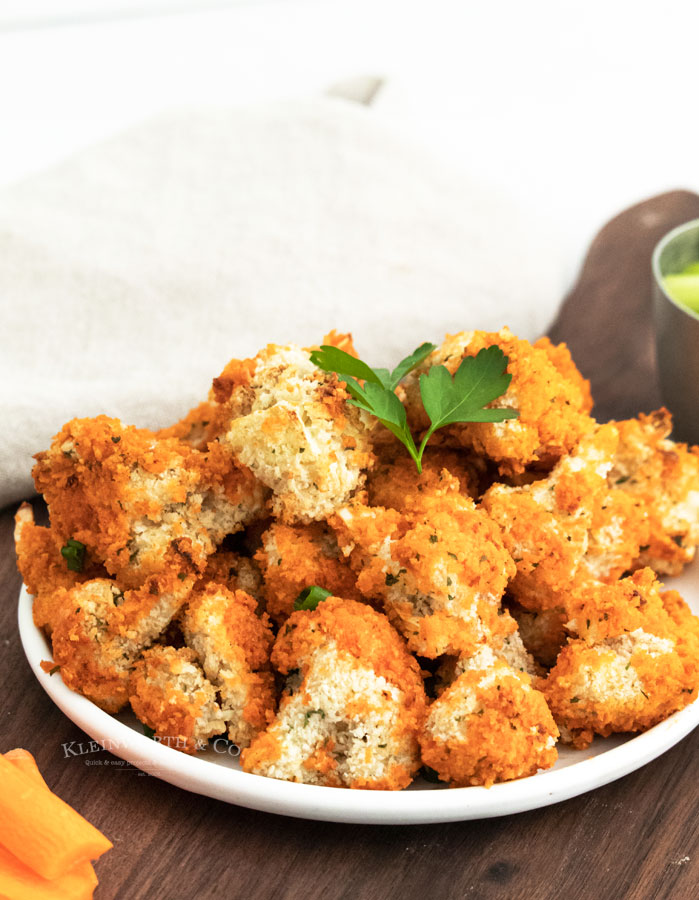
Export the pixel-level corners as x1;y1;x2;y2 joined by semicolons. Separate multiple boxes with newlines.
0;98;565;507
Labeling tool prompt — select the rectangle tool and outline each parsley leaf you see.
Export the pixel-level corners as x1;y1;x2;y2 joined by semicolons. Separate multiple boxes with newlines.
310;343;433;468
142;724;156;739
384;342;437;391
310;342;435;393
416;346;518;462
61;538;86;572
310;341;518;472
342;378;421;467
294;585;333;612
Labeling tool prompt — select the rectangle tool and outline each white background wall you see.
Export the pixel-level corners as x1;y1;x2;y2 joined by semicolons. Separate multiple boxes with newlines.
2;0;698;286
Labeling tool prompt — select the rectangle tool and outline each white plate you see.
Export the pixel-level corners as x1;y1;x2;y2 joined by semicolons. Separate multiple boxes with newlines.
18;565;699;825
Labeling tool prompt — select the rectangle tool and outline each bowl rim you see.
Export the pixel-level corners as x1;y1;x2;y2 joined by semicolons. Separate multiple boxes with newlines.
652;217;699;322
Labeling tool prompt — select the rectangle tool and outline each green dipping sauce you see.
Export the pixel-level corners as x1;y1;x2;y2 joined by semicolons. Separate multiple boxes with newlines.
663;260;699;314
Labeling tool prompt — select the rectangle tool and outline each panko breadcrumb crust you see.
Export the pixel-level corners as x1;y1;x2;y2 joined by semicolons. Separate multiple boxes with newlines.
331;471;516;658
421;658;558;787
401;327;594;476
33;416;267;587
241;597;426;789
255;521;365;623
14;327;699;791
183;585;276;747
129;646;226;754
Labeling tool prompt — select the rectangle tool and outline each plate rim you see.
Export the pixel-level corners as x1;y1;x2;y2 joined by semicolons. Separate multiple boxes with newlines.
18;582;699;825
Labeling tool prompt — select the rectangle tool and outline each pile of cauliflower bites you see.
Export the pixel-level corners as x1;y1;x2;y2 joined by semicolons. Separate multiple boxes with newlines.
15;327;699;789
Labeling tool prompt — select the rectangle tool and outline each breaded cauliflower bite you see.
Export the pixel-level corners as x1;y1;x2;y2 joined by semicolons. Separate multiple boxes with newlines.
211;344;375;523
199;549;264;606
129;646;226;753
366;447;480;511
609;409;699;575
241;597;426;789
400;328;593;477
331;471;516;658
481;424;648;611
543;569;699;747
506;601;568;668
254;520;363;623
420;646;558;787
182;585;276;747
155;400;218;449
14;503;107;635
33;416;268;587
49;568;195;712
436;621;543;688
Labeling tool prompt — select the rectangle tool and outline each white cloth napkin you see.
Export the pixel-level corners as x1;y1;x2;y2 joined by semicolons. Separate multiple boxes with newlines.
0;98;567;508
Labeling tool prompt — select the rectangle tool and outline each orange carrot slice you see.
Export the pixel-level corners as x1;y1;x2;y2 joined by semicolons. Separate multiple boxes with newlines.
4;748;48;788
0;754;112;881
0;843;98;900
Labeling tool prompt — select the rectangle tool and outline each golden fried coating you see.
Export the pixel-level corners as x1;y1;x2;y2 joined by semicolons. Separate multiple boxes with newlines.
543;569;699;747
14;503;107;635
401;327;594;476
318;329;359;358
254;521;363;623
211;344;375;523
155;332;360;450
610;409;699;575
129;646;226;754
155;400;218;450
366;447;480;511
182;585;276;747
33;416;268;587
198;549;264;607
482;424;648;611
533;336;594;414
420;649;558;787
241;597;426;789
331;471;516;658
436;620;543;689
49;568;195;712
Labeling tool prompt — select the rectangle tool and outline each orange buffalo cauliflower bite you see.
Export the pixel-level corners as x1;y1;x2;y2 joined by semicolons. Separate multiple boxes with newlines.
154;332;359;450
331;471;516;658
14;503;108;636
505;601;568;668
198;549;264;607
182;585;276;747
610;409;699;575
481;424;649;612
129;646;227;754
254;521;364;623
420;646;558;787
366;446;480;511
48;569;195;713
400;328;594;477
543;569;699;747
210;344;375;524
33;416;268;588
155;400;218;450
241;597;426;789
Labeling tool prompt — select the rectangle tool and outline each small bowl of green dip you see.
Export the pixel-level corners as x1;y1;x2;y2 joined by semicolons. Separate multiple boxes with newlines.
652;218;699;444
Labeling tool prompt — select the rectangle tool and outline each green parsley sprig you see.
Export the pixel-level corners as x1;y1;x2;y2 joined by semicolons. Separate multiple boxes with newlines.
61;538;86;572
310;342;518;472
294;585;333;611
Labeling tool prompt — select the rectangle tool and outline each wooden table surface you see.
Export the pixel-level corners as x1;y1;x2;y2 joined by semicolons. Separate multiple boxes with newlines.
3;191;699;900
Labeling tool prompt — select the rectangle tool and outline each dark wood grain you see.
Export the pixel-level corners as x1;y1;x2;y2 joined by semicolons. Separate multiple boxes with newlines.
2;191;699;900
